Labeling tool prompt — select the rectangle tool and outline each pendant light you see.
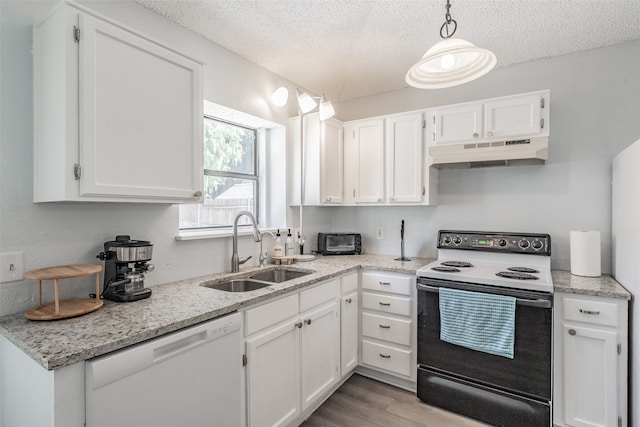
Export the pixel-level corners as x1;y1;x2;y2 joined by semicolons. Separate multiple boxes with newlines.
406;0;496;89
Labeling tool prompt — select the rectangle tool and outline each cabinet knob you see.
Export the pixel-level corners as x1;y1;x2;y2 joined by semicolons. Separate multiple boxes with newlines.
568;329;576;336
345;298;352;304
473;133;479;138
295;321;303;329
304;318;312;325
487;131;494;137
325;197;331;202
193;191;203;197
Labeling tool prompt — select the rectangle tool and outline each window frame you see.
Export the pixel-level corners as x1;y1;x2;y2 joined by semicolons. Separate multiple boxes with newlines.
179;115;260;231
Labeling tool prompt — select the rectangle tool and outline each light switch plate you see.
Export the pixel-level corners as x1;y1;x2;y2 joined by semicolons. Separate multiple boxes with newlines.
376;227;384;240
0;252;24;283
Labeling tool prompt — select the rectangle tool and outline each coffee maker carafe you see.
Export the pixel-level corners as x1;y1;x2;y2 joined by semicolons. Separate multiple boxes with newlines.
97;235;154;302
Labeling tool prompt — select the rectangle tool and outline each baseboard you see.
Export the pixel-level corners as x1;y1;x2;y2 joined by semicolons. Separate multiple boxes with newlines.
354;365;417;393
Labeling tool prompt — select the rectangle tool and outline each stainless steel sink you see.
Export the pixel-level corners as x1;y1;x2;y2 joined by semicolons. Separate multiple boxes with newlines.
248;268;313;283
202;279;271;292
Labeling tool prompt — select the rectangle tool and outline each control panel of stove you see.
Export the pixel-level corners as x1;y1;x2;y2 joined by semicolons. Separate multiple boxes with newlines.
438;230;551;255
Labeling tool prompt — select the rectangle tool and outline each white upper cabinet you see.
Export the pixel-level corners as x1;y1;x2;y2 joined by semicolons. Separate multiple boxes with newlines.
386;112;431;204
343;119;385;204
433;104;484;145
34;4;204;203
289;114;343;206
428;90;549;146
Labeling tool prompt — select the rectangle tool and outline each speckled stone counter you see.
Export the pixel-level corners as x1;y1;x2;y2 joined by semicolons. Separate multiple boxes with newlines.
1;256;630;371
0;255;431;370
552;270;630;300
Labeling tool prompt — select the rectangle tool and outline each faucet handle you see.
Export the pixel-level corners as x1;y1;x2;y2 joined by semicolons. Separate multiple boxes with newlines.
239;256;252;265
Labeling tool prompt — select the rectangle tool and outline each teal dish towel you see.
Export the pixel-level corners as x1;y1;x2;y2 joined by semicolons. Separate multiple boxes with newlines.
439;287;516;359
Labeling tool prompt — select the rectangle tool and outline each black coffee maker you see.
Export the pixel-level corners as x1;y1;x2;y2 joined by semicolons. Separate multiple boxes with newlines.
97;235;154;302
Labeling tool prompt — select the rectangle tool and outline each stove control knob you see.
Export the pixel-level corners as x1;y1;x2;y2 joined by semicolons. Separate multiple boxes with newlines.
531;240;544;251
442;236;452;245
498;239;507;247
453;236;462;245
518;239;530;249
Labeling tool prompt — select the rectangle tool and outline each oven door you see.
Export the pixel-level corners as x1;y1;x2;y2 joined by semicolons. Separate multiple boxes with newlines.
417;278;552;426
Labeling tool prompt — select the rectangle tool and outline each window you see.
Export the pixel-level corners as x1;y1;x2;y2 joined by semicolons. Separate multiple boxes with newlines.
179;116;258;229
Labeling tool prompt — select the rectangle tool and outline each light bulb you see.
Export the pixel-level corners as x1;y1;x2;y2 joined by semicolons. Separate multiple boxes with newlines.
440;54;455;70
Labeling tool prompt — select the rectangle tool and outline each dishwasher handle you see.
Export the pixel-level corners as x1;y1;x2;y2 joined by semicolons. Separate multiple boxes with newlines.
87;312;241;390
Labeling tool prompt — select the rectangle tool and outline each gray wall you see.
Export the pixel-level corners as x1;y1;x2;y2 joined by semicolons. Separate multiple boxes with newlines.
331;40;640;272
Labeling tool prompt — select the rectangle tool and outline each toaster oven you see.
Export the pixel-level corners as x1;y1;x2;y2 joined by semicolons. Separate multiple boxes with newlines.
317;233;362;255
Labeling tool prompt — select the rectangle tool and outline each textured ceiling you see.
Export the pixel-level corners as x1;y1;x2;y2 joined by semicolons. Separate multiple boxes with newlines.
134;0;640;102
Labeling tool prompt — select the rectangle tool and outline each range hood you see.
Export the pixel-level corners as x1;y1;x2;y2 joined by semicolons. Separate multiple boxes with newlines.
429;137;549;169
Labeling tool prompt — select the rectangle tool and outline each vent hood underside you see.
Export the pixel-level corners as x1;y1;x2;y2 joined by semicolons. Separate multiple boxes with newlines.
429;137;548;169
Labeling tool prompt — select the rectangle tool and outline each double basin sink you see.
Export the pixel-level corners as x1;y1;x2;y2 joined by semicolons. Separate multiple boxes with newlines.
202;267;313;292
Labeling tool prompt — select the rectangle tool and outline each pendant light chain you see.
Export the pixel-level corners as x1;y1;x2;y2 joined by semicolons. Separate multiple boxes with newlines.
440;0;458;39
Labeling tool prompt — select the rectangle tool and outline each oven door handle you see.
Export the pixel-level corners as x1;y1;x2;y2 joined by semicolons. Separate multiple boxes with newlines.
416;283;552;309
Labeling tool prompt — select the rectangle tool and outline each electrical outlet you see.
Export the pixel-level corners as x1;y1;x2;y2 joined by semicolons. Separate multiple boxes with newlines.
0;252;24;283
376;227;384;240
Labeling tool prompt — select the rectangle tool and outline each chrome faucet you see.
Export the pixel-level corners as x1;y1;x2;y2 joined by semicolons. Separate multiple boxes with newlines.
231;211;262;273
258;231;276;267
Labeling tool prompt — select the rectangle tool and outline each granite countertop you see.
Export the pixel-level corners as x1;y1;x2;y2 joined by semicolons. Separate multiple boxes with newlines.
0;255;630;371
552;270;631;300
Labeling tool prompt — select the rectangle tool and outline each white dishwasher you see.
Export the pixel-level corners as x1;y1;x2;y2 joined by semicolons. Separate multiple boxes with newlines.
86;312;242;427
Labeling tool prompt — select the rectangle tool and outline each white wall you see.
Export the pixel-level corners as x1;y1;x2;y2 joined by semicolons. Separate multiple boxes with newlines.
331;40;640;272
0;0;331;316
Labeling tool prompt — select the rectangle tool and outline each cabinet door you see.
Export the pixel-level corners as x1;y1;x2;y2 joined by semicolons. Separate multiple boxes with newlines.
484;93;543;140
386;113;423;203
321;118;344;204
246;320;301;427
300;301;340;411
341;291;359;376
563;324;618;427
78;13;203;200
433;103;483;145
344;119;384;203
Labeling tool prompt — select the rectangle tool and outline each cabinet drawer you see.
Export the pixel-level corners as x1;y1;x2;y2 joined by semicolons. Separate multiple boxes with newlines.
362;312;412;346
362;292;411;316
300;279;340;312
362;272;412;296
563;297;618;327
362;340;412;377
341;272;358;294
245;294;298;336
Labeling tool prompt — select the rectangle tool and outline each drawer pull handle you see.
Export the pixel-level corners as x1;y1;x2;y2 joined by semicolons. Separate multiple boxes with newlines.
345;298;352;304
379;302;391;306
379;324;391;329
304;319;312;325
379;353;391;359
579;309;600;315
568;329;576;336
379;281;391;286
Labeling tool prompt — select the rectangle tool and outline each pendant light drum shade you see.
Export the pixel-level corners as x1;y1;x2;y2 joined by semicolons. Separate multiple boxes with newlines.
406;38;496;89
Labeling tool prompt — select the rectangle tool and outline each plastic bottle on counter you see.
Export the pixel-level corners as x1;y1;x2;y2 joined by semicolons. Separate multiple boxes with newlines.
272;229;284;257
285;229;295;256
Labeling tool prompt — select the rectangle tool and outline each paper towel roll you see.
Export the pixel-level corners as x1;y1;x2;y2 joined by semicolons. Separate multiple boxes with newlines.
570;231;601;277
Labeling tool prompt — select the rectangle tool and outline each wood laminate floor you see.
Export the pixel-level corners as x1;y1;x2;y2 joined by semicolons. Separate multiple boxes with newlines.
301;374;489;427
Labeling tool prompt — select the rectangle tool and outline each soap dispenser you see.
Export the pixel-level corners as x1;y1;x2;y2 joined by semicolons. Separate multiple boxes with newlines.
273;229;284;257
285;229;295;256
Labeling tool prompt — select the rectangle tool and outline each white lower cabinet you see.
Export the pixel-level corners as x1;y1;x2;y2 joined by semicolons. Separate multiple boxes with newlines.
553;292;628;427
359;271;416;384
244;280;340;427
340;272;359;376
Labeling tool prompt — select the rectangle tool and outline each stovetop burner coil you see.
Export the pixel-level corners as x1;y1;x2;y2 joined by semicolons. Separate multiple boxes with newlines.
507;267;539;274
441;261;473;268
496;271;539;280
431;266;461;273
